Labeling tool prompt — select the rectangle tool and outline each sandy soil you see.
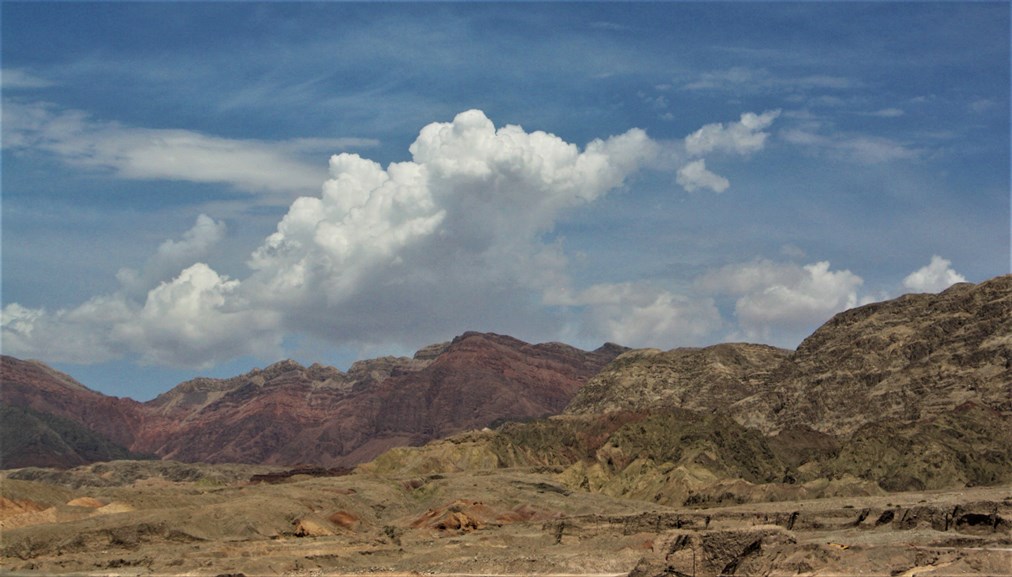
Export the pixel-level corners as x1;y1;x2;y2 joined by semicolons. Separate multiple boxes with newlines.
1;465;1009;577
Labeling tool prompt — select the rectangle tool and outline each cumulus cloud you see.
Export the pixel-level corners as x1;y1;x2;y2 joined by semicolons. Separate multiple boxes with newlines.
699;259;863;344
3;109;662;365
902;255;966;293
2;108;819;367
545;282;722;348
113;264;282;367
2;298;134;365
1;215;281;368
684;110;781;157
242;109;660;344
116;214;227;298
666;109;779;193
676;159;730;193
2;100;377;201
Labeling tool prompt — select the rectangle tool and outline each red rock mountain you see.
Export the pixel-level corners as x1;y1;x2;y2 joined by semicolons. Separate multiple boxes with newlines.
1;332;625;468
0;357;158;451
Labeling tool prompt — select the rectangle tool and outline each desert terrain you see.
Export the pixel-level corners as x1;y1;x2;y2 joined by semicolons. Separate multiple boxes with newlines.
1;460;1010;577
2;277;1009;576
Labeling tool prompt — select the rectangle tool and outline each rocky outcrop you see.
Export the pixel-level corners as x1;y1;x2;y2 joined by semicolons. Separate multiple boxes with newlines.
732;276;1011;436
0;356;157;460
566;343;790;416
2;332;623;469
141;332;621;466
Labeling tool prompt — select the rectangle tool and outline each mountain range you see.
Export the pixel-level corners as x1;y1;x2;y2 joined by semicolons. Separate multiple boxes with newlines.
2;275;1009;497
1;275;1009;577
1;332;625;469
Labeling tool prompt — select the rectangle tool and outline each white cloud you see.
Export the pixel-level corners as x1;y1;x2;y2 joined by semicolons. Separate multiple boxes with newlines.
3;109;661;365
4;109;837;367
117;214;227;298
866;107;905;118
1;299;133;365
780;128;920;164
902;255;966;293
676;159;730;193
1;217;279;368
113;264;282;367
665;109;779;193
545;282;722;348
684;110;781;157
246;109;657;316
682;67;856;93
2;263;281;369
699;259;863;345
2;100;377;202
1;68;56;89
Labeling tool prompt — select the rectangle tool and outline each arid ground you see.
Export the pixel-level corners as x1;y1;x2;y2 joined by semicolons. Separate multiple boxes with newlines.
1;461;1009;577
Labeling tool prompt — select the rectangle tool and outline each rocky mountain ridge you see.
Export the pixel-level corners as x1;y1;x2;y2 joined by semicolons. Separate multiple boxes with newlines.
733;276;1011;435
568;275;1011;437
566;342;790;416
361;275;1012;500
1;332;624;469
3;275;1009;495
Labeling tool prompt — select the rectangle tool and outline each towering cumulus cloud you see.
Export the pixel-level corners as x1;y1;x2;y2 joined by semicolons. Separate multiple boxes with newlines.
243;109;658;343
2;110;669;366
902;255;966;293
9;107;927;362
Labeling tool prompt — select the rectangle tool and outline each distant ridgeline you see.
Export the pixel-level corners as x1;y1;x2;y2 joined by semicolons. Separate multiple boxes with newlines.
2;275;1010;502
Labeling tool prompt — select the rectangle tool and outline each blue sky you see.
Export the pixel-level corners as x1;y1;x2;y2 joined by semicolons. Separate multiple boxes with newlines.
2;2;1009;400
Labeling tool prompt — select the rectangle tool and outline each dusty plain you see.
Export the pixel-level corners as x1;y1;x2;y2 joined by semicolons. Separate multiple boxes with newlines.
1;461;1009;577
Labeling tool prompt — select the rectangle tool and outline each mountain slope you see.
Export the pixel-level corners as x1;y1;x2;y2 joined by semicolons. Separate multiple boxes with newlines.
566;343;790;416
113;332;619;467
732;275;1011;435
0;356;156;456
0;404;149;469
366;276;1012;501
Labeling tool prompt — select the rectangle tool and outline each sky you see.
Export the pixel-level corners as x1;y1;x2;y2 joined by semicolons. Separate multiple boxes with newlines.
2;2;1009;400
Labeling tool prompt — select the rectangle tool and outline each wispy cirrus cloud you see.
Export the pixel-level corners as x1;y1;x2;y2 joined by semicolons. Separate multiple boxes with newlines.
780;127;921;164
1;67;56;89
3;100;378;203
681;66;858;93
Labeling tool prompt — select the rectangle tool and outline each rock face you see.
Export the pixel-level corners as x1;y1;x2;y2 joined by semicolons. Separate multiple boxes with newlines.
732;275;1011;435
144;332;622;466
1;332;624;468
368;276;1012;499
563;276;1010;438
566;343;790;416
0;405;146;469
0;357;156;459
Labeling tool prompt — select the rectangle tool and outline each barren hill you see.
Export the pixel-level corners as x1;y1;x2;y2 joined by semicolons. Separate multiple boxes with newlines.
1;332;624;468
566;343;790;416
142;332;622;466
732;275;1011;435
367;276;1012;500
0;356;158;456
564;276;1010;438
